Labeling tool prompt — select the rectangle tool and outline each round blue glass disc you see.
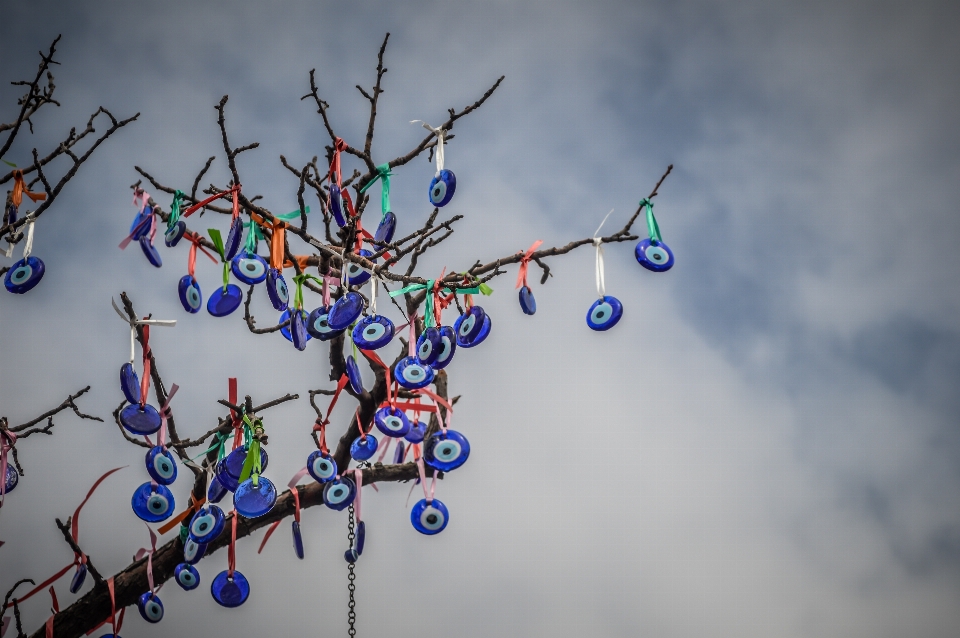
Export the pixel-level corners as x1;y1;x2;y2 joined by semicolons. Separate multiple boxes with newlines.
328;292;364;331
459;313;492;348
432;326;457;370
404;421;426;444
222;446;268;479
231;251;267;285
635;238;674;272
164;220;186;247
291;520;304;560
211;569;250;608
216;460;239;492
346;355;364;393
424;429;471;472
139;236;162;268
119;362;140;405
454;306;485;344
69;564;87;594
306;305;345;341
280;309;311;345
188;504;225;544
178;275;202;314
352;315;395;350
223;217;243;261
129;208;151;239
346;249;374;286
290;308;309;350
182;538;206;565
207;475;228;503
586;295;623;331
375;406;411;438
4;256;45;294
266;268;289;311
428;169;457;207
145;445;178;485
350;434;378;461
374;211;397;244
519;285;536;315
393;440;406;464
2;464;17;493
174;563;200;590
394;356;435;389
207;284;243;317
323;476;357;511
411;498;449;535
356;520;366;555
131;482;176;522
234;476;277;518
119;403;162;435
307;450;338;483
137;592;164;623
416;326;442;365
329;184;346;227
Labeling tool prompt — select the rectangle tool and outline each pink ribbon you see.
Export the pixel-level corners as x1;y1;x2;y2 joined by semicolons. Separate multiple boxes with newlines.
119;206;156;250
515;239;543;289
134;524;158;594
415;452;436;504
143;384;178;448
0;430;17;506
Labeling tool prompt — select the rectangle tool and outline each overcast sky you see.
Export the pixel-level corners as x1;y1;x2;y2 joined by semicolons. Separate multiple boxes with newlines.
2;1;959;637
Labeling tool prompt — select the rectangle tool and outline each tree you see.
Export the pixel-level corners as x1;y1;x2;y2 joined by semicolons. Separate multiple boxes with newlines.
1;33;672;638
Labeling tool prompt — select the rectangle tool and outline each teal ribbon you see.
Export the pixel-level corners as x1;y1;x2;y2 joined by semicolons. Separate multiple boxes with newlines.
274;206;310;221
359;163;392;220
242;220;257;255
390;279;436;326
187;431;233;464
640;198;662;245
167;190;185;230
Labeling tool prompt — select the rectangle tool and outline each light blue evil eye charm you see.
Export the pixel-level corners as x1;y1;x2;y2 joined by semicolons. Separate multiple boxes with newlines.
424;429;470;472
207;284;243;317
139;236;162;268
164;221;186;247
174;563;200;591
350;434;378;461
428;169;457;207
518;285;536;315
145;445;177;485
411;498;449;535
120;403;162;435
178;275;202;314
352;315;395;350
292;521;304;559
346;355;364;393
120;362;140;405
189;503;225;544
307;305;346;341
374;211;396;244
405;421;426;444
132;482;176;523
266;268;288;311
231;251;267;285
635;238;674;272
375;406;411;438
211;569;250;608
454;306;485;343
2;464;18;494
416;327;442;365
4;256;45;294
182;537;206;564
329;184;347;227
223;217;243;261
280;309;311;348
307;450;337;483
586;295;623;331
432;326;457;370
346;249;374;286
137;592;164;623
323;476;357;511
69;564;87;594
395;356;435;390
234;476;277;518
328;292;364;331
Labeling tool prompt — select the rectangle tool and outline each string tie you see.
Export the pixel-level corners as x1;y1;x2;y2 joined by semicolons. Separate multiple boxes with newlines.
412;121;446;177
515;240;544;289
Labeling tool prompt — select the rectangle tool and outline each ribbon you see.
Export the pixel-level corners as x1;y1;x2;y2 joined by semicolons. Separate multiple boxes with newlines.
515;240;543;290
329;138;347;189
258;467;310;554
640;198;662;244
0;430;16;506
144;384;178;448
238;415;264;487
88;577;123;638
390;274;449;328
118;204;157;250
182;184;241;219
166;190;184;231
359;163;392;219
6;212;37;260
132;187;149;214
11;170;46;209
111;298;176;366
134;524;159;594
593;209;614;300
350;469;364;523
360;349;394;407
313;375;350;454
412;121;446;177
415;454;437;504
156;494;206;536
227;512;238;577
292;273;323;311
44;586;59;638
184;231;218;278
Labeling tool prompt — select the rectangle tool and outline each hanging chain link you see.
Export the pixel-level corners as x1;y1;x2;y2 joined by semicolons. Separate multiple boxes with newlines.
347;503;357;638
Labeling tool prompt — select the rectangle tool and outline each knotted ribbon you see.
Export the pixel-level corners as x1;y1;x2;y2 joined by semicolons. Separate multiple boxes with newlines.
359;163;392;220
640;198;662;244
515;240;543;290
184;231;218;278
182;184;241;220
134;524;159;596
111;298;176;367
258;467;310;554
11;170;47;208
412;121;447;178
593;208;614;300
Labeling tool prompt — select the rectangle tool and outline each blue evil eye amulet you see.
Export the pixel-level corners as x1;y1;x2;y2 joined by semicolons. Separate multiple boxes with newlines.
329;184;347;227
350;434;378;461
395;356;435;389
454;306;485;343
231;251;267;285
411;498;449;535
207;475;228;503
131;482;176;522
2;464;17;494
207;284;243;317
586;295;623;331
416;327;442;365
292;521;304;559
405;420;426;444
4;256;45;294
69;564;87;594
323;476;357;510
424;429;470;472
174;563;200;590
211;569;250;608
139;236;162;268
164;221;186;247
307;450;338;483
306;305;345;340
428;169;456;207
178;275;202;313
328;292;364;330
266;268;289;310
456;307;492;348
137;592;164;623
223;217;243;261
234;476;277;518
120;403;162;436
145;445;177;485
280;309;311;349
374;211;396;244
119;362;140;404
635;238;674;272
189;504;226;544
346;355;364;393
352;315;395;350
182;538;206;564
375;406;411;438
346;249;374;286
432;326;457;370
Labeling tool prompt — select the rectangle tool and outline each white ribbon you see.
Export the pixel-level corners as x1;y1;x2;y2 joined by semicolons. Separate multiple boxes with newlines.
369;276;379;315
111;298;176;365
4;212;35;259
593;209;614;300
411;121;445;177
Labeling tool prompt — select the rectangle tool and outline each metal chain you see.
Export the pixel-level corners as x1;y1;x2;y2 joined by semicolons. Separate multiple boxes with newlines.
347;503;357;638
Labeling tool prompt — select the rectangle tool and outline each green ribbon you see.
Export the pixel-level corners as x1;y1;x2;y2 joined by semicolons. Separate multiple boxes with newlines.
292;273;324;311
238;415;263;487
274;206;310;221
359;163;392;220
1;159;17;168
390;279;437;327
208;228;225;261
167;190;185;230
222;262;231;292
641;198;662;245
242;220;258;255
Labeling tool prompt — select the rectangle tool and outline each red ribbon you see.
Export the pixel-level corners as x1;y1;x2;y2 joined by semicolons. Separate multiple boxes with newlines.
134;524;158;594
227;513;237;577
139;323;152;408
258;467;310;554
515;240;543;289
182;184;241;220
313;375;350;455
329;138;347;190
184;231;218;278
85;577;123;637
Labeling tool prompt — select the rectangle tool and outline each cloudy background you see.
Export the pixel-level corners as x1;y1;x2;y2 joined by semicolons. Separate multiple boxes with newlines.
2;1;959;636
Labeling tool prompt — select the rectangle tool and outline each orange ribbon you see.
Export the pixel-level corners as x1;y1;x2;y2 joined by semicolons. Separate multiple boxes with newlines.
11;170;47;209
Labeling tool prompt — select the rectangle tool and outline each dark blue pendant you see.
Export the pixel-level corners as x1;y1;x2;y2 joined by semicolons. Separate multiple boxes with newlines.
69;564;87;594
130;208;152;239
139;236;162;268
280;309;311;347
137;592;164;623
454;306;485;343
4;202;16;225
346;355;364;393
291;520;304;559
307;450;338;483
174;563;200;590
323;476;357;510
211;569;250;608
428;169;457;207
306;305;345;341
344;548;359;563
350;434;378;461
432;326;457;370
164;221;186;247
4;256;45;294
346;249;374;286
119;403;162;435
178;275;202;314
207;284;243;317
411;498;449;535
329;184;347;227
223;445;269;478
394;356;435;389
404;421;426;444
188;503;225;543
328;292;364;330
119;362;140;405
145;445;177;485
266;268;289;311
231;251;267;285
375;406;411;438
393;440;406;464
352;315;395;350
586;295;623;331
356;520;366;555
459;313;491;348
416;327;442;365
182;538;206;564
519;285;536;315
2;464;17;493
424;429;470;472
635;238;674;272
216;459;239;492
207;475;228;503
374;211;396;244
131;482;175;522
223;217;243;261
234;476;277;518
